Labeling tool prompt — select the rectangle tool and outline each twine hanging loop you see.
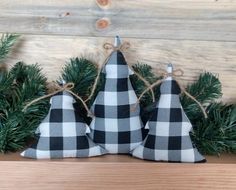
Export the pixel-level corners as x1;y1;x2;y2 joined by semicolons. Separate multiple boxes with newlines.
133;68;208;119
23;82;93;118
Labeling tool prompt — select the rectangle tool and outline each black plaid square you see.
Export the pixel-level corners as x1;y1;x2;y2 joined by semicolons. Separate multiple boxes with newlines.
168;136;181;150
94;104;105;118
50;109;63;122
77;136;89;150
93;130;106;144
117;51;126;65
117;78;128;91
171;80;181;94
118;131;130;144
144;135;156;149
74;112;86;123
170;108;182;122
149;108;158;121
50;137;63;150
117;105;130;118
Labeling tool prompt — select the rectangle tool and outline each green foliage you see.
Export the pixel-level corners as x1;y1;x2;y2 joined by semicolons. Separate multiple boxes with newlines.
0;34;19;63
0;62;49;153
61;58;105;123
61;58;97;98
130;63;160;123
61;57;105;105
181;72;222;122
130;63;160;107
191;103;236;155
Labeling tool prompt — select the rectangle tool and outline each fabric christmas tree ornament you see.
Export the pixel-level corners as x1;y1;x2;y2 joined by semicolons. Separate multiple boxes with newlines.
21;91;107;159
88;36;144;154
132;64;206;163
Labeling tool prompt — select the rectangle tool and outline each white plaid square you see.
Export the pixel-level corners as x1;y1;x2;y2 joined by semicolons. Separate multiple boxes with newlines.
62;122;77;137
104;91;117;106
181;149;195;162
155;122;170;137
158;95;171;108
104;118;118;132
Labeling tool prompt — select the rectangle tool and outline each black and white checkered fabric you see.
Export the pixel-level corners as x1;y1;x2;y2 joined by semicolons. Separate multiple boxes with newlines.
132;65;206;163
21;91;107;159
88;50;144;153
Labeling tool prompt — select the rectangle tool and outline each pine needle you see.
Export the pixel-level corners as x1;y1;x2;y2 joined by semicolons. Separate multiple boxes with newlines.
191;103;236;155
0;34;20;63
181;72;222;122
0;62;49;153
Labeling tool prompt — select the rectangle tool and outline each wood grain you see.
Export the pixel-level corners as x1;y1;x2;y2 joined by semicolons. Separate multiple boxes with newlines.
1;152;236;163
3;34;236;102
0;0;236;41
0;153;236;190
0;154;235;190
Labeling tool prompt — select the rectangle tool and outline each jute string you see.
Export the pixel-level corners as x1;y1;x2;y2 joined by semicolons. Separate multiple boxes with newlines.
84;42;155;103
133;68;208;119
23;82;93;117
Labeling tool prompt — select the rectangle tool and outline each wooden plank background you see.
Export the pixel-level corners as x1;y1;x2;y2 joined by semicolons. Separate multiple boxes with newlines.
0;0;236;102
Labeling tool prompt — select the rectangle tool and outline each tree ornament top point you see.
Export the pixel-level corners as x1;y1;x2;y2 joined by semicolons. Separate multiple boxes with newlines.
167;63;173;74
114;35;121;47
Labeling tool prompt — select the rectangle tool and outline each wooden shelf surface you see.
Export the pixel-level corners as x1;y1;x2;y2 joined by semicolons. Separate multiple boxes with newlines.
0;152;236;163
0;153;235;190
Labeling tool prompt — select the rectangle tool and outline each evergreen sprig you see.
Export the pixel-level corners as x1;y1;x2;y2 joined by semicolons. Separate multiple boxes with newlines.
0;34;20;63
131;63;160;107
61;58;105;123
181;72;222;122
191;103;236;155
130;63;160;123
0;62;49;153
61;57;104;103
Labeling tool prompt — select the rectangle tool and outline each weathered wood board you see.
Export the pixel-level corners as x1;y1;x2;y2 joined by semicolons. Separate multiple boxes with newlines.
0;0;236;41
3;35;236;102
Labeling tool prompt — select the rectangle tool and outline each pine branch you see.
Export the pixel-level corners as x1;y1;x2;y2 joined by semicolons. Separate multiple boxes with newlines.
191;103;236;155
130;63;160;106
130;63;160;123
61;58;104;123
61;58;101;100
0;34;20;63
0;62;49;153
181;72;222;122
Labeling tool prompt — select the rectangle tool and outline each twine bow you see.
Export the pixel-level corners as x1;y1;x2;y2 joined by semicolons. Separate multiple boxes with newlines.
103;41;131;52
23;82;93;117
157;68;184;78
133;68;208;119
85;42;155;103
